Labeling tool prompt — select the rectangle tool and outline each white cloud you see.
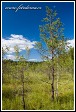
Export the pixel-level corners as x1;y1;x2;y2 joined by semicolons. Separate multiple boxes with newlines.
28;58;38;62
2;34;37;54
4;54;16;60
67;39;74;48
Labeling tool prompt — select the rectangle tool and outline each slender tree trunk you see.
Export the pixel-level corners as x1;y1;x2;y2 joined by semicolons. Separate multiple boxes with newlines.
56;60;59;102
51;65;54;100
50;15;55;100
51;50;54;101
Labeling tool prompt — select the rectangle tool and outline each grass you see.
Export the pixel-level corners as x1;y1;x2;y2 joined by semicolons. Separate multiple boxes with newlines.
2;62;74;110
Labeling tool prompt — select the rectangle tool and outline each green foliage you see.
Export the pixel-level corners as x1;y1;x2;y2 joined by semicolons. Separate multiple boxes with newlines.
36;6;66;61
68;47;74;60
36;6;68;101
2;60;74;110
2;46;9;60
14;45;20;60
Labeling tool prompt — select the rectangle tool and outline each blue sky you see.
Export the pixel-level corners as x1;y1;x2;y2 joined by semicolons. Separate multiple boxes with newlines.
2;1;74;61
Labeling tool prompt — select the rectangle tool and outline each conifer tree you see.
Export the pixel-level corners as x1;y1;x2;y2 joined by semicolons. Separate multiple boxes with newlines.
36;6;66;100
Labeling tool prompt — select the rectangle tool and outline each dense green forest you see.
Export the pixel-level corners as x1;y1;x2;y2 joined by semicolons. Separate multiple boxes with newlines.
2;47;74;110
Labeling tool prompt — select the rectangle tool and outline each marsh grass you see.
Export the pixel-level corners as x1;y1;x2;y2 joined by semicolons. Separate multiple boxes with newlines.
2;62;74;110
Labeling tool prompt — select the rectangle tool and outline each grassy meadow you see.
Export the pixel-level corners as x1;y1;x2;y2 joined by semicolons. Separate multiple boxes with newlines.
2;60;74;110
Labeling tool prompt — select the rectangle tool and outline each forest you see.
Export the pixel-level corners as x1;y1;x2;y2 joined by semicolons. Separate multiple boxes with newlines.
2;6;74;110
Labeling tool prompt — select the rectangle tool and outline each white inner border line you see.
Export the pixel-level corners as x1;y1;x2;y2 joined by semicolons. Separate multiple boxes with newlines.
1;1;75;111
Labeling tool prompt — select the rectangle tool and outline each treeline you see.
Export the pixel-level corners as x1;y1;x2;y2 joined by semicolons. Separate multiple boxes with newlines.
2;47;74;79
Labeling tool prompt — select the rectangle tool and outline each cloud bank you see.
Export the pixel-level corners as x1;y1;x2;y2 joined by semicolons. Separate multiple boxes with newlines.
67;39;74;48
2;34;74;61
28;58;38;62
4;54;16;60
2;34;37;54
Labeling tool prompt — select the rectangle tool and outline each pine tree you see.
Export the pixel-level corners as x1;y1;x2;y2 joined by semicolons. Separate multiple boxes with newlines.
36;6;66;100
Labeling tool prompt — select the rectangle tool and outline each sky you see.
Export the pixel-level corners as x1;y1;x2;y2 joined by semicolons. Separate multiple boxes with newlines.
2;1;74;61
